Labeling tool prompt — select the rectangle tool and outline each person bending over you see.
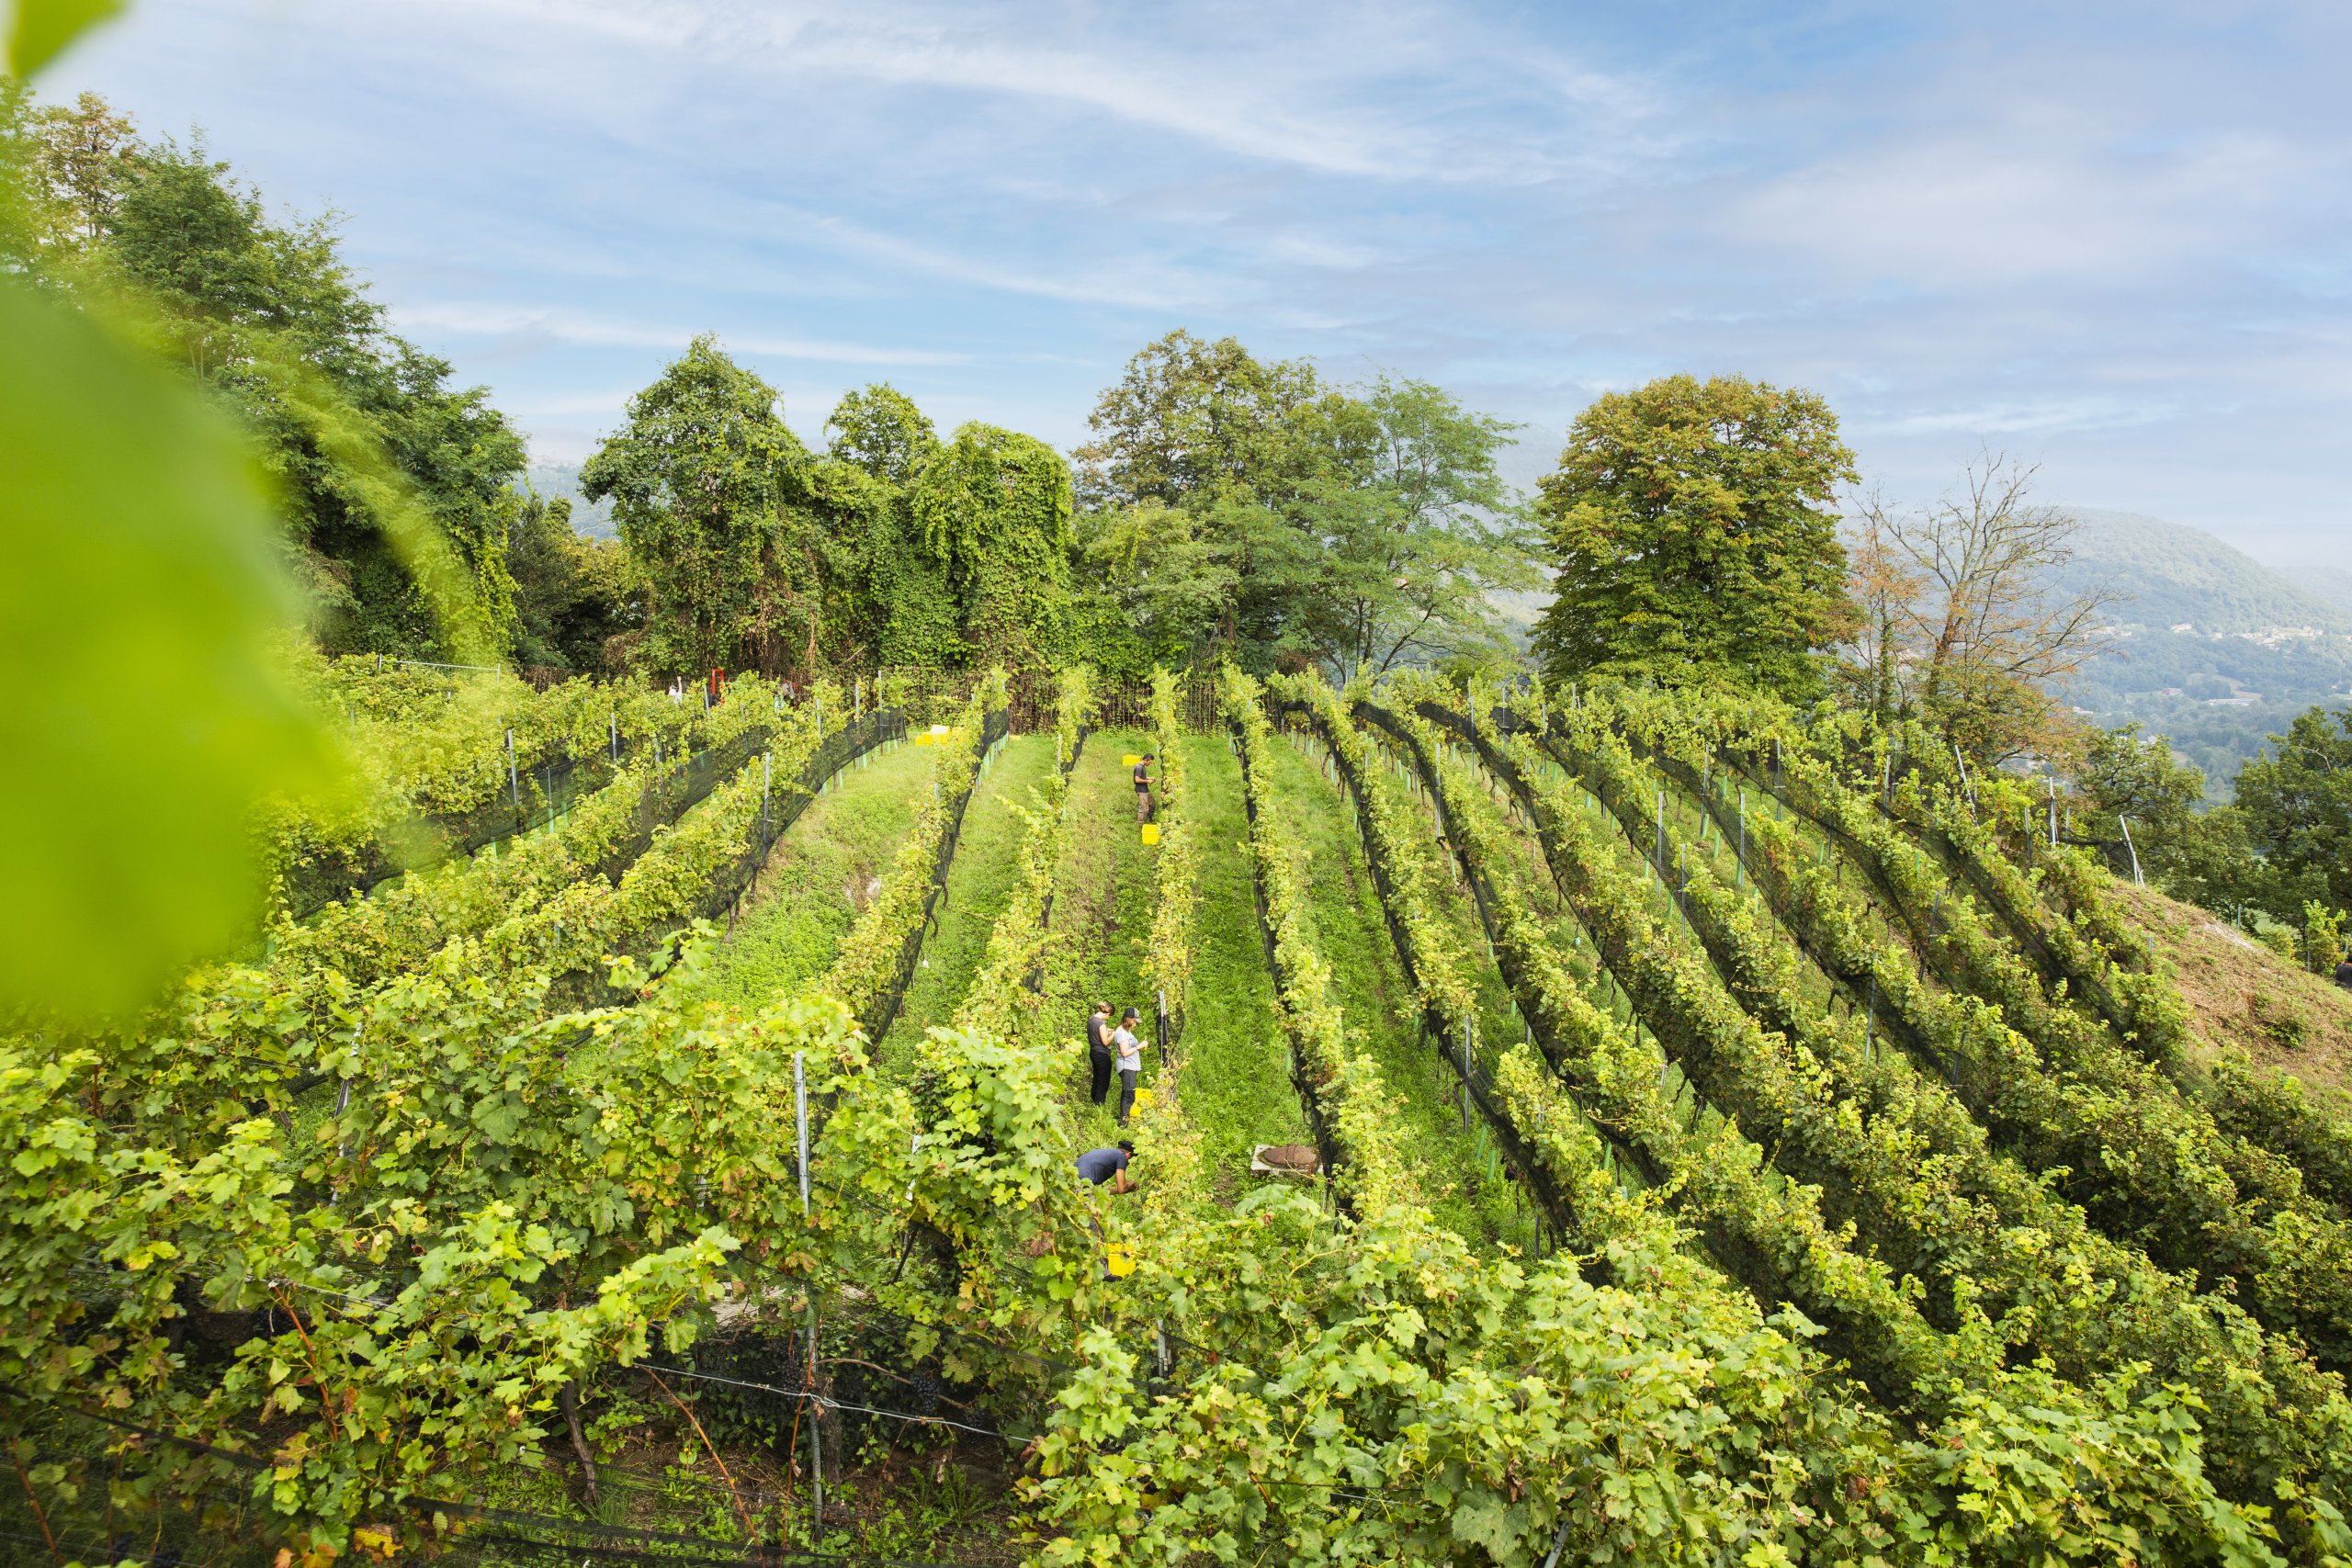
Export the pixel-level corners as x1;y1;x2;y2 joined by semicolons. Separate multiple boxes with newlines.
1077;1141;1136;1194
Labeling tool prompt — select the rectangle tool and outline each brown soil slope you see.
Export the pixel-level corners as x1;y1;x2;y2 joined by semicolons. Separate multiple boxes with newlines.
2109;881;2352;1105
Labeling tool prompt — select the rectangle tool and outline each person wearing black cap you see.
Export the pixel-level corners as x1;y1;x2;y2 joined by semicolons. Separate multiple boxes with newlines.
1077;1141;1136;1193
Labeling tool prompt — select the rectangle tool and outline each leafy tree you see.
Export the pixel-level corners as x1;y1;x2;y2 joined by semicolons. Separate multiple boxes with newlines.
581;335;814;677
2067;723;2213;882
1074;330;1336;667
1075;332;1534;676
1531;373;1857;697
1073;328;1322;511
1314;376;1537;679
1073;497;1235;672
825;380;937;483
504;492;639;673
2234;705;2352;913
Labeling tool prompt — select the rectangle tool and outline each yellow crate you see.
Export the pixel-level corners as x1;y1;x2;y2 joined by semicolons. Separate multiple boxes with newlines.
1102;1242;1136;1279
1140;823;1160;845
1122;753;1145;765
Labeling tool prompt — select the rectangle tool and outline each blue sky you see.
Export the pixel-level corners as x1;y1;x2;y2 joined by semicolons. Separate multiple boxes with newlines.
49;0;2352;561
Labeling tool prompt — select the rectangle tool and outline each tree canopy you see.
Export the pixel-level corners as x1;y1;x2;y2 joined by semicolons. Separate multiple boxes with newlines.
1531;373;1857;697
2236;706;2352;914
581;335;816;677
1073;330;1535;677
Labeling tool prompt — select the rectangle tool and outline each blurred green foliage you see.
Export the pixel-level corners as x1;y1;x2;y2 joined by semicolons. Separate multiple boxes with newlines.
2;81;537;664
7;0;123;78
0;181;338;1023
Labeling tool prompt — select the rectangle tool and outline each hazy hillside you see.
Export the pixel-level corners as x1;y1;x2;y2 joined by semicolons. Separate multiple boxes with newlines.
2051;509;2352;635
521;462;616;538
2050;508;2352;794
2301;561;2352;620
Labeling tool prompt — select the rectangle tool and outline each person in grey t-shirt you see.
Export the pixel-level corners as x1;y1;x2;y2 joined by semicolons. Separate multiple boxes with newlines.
1113;1007;1145;1125
1076;1141;1135;1192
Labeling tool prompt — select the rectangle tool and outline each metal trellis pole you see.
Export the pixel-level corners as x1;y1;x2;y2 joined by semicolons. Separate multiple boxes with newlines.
795;1052;809;1215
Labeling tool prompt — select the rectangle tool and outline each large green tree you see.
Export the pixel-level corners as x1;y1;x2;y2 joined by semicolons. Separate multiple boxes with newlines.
1531;374;1857;697
1074;331;1533;675
581;335;815;677
1315;376;1538;678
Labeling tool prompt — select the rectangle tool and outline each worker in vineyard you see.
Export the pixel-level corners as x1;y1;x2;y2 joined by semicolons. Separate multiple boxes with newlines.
1086;1000;1115;1107
2336;945;2352;993
1077;1141;1136;1193
1114;1006;1146;1125
1135;752;1156;823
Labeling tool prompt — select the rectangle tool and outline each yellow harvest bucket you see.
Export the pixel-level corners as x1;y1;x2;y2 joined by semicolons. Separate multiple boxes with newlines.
1122;753;1144;766
912;733;933;746
1140;823;1160;845
1102;1242;1136;1280
1134;1088;1157;1109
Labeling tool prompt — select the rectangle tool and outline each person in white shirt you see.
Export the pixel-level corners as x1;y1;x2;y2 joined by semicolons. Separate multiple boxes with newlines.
1113;1006;1146;1126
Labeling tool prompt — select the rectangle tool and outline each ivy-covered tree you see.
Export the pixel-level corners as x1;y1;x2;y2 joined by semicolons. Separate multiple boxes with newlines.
817;384;960;667
1531;373;1857;697
912;423;1075;665
581;335;816;678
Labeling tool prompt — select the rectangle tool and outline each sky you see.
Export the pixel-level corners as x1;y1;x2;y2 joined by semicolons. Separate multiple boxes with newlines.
47;0;2352;564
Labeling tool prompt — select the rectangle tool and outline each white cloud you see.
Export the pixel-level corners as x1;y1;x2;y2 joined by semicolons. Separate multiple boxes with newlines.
390;301;971;365
1857;397;2179;437
408;0;1658;186
1721;93;2332;290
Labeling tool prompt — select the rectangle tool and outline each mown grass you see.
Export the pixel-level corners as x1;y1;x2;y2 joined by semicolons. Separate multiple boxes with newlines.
1167;734;1307;1205
877;736;1057;1073
1054;729;1159;1145
1258;732;1529;1250
687;739;935;1010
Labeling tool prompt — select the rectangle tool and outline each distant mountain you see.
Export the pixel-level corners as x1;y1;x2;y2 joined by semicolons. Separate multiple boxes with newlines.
2299;561;2352;620
2049;509;2352;637
519;463;616;539
2047;508;2352;795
